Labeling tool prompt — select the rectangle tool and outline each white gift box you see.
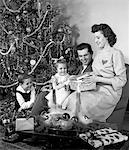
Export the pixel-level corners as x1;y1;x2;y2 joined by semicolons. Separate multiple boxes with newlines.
15;118;34;131
69;79;96;92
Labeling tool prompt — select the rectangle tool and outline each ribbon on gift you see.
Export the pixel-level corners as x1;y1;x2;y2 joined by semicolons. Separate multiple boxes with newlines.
75;81;81;116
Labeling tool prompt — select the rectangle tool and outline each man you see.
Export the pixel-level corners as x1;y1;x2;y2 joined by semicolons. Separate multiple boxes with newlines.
61;43;93;121
75;43;93;75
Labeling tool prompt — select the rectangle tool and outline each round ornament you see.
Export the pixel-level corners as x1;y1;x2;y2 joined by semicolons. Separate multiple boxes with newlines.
30;59;36;66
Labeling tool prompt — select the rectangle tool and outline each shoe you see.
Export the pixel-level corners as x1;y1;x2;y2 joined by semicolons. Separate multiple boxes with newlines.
2;133;19;143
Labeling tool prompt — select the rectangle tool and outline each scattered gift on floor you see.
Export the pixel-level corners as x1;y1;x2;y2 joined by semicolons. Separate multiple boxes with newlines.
79;127;128;148
15;118;34;131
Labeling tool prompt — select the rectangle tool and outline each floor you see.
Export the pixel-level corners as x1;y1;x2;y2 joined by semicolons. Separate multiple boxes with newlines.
0;111;129;150
0;96;129;150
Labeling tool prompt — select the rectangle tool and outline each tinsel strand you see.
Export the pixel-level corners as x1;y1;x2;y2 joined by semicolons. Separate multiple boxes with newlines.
29;40;55;74
23;10;49;39
2;0;32;13
0;42;15;56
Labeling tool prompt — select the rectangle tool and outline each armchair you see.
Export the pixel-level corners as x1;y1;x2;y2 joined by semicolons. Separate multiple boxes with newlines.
107;64;129;130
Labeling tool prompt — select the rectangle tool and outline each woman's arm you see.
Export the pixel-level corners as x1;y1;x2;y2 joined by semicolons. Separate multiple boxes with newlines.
94;76;112;84
86;50;127;90
111;50;127;90
84;74;112;85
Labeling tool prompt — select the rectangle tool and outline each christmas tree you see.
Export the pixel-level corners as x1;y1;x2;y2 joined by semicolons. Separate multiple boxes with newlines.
0;0;80;97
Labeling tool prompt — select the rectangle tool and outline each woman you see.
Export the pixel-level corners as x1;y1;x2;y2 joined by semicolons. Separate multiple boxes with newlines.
62;23;127;123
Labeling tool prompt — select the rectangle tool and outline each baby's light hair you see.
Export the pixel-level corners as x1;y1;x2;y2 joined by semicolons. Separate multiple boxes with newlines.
55;58;67;68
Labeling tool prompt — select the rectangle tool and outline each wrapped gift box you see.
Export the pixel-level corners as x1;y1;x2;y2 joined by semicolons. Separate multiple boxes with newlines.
69;78;96;92
79;128;128;148
15;117;34;131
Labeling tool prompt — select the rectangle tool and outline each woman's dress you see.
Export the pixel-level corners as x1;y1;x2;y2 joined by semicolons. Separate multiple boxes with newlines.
62;48;127;122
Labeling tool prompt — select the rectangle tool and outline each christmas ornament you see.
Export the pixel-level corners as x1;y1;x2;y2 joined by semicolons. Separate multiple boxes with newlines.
8;31;13;35
46;4;52;10
16;15;20;22
30;59;36;66
23;10;28;14
26;27;31;33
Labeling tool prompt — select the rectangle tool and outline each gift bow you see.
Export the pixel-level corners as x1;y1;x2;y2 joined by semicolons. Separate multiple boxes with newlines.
52;56;65;63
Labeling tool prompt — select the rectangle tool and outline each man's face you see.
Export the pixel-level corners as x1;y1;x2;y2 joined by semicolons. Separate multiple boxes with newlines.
77;48;92;66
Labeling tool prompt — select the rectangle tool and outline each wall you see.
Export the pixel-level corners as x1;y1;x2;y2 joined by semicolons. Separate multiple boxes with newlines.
62;0;129;64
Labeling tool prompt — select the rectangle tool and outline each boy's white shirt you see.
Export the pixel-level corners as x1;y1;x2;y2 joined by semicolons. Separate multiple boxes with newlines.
16;85;36;110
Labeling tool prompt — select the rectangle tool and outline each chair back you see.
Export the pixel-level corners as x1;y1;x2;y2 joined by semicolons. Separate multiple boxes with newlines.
107;64;129;130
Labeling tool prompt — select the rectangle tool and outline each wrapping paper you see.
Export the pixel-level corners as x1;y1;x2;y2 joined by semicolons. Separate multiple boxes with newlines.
69;80;96;92
79;128;128;148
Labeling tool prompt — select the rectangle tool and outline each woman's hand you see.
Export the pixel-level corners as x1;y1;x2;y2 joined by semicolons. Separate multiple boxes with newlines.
85;75;113;85
83;74;98;83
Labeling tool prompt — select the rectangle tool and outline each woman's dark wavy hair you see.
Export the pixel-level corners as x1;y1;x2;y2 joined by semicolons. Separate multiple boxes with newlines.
91;24;117;47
